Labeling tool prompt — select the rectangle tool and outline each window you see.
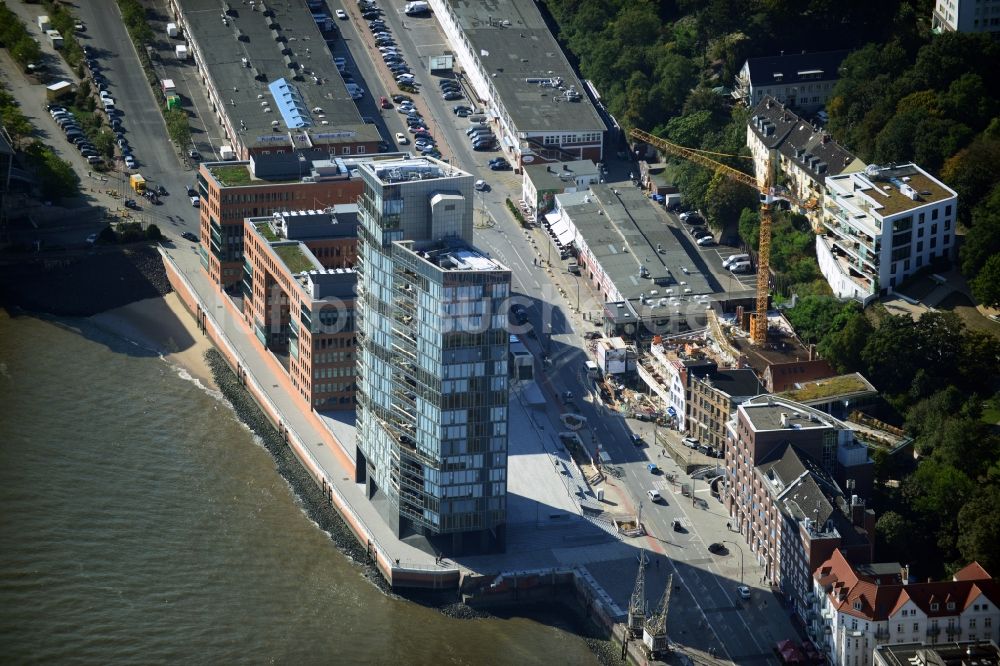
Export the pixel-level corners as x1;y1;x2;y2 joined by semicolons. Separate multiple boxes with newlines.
931;603;939;611
913;623;919;631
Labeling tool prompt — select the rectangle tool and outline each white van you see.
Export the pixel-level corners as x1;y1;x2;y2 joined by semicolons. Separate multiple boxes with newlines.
730;261;752;274
723;253;749;268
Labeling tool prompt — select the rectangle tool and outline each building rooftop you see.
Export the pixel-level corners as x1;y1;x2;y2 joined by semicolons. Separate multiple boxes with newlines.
875;641;1000;666
447;0;605;133
744;50;849;88
692;367;765;399
778;372;877;404
740;395;844;432
405;238;507;273
826;163;957;220
367;157;469;185
558;183;714;308
523;160;599;192
749;96;865;185
273;242;319;274
178;0;380;148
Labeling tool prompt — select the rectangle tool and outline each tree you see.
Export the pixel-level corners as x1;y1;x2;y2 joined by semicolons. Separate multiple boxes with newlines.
861;314;919;397
971;254;1000;308
960;182;1000;276
785;296;855;344
941;137;1000;227
904;459;975;558
957;486;1000;572
704;172;757;232
738;208;759;250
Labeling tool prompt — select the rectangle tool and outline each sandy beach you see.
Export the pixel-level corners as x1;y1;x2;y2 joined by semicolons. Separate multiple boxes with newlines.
90;292;218;391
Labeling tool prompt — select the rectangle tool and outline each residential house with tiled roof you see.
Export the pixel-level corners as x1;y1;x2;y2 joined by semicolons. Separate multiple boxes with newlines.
812;550;1000;666
746;96;867;225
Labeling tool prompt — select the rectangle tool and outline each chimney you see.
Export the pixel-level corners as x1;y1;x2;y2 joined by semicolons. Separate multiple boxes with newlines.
901;564;909;585
780;413;788;427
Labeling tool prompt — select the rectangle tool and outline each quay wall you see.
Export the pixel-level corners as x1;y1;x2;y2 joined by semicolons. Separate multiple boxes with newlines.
159;249;457;591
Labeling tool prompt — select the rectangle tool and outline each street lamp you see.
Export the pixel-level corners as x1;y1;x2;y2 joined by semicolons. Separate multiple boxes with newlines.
564;270;580;312
723;539;745;585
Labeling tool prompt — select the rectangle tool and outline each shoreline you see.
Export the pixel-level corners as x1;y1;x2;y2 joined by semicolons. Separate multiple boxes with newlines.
89;292;219;391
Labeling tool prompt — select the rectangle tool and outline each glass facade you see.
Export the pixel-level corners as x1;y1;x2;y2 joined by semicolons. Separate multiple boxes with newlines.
355;160;509;542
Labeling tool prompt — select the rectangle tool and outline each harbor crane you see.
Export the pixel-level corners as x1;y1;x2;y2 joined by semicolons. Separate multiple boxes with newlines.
627;549;647;638
629;128;804;345
643;573;673;657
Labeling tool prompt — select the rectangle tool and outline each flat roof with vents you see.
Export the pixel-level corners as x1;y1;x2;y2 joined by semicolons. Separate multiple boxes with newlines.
178;0;379;148
447;0;604;134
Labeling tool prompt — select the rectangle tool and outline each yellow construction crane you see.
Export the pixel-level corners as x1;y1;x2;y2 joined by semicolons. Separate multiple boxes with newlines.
630;128;798;345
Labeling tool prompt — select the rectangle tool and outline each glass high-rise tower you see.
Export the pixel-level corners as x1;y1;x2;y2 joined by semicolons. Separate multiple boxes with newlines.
355;157;510;555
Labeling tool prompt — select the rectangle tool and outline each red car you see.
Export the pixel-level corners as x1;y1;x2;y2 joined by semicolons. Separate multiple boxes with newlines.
379;96;392;109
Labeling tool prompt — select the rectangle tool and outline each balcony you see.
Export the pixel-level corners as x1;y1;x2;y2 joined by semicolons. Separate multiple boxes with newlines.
818;235;877;296
874;628;890;641
926;627;941;637
946;626;961;638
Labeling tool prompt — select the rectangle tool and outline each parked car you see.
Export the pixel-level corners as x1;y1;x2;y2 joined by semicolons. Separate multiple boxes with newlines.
442;91;463;101
722;253;750;268
729;261;752;274
696;236;716;246
472;140;495;151
124;155;136;169
190;196;200;207
181;231;198;242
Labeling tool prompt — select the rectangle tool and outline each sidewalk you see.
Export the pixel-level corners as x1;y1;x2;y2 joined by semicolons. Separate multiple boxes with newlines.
162;245;442;575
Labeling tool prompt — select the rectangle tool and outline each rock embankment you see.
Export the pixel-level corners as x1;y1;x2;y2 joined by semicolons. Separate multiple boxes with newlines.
204;348;391;594
0;246;171;316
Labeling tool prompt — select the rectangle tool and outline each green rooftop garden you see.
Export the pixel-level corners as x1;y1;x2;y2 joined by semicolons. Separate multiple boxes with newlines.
255;222;279;242
209;164;254;186
274;244;315;274
780;374;872;402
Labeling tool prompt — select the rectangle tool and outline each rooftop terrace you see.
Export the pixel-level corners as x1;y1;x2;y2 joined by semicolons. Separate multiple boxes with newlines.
741;396;839;432
826;164;956;219
369;157;468;185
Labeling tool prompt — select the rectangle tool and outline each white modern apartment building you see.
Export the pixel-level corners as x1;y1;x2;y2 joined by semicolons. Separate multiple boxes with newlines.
817;163;957;303
812;550;1000;666
933;0;1000;33
354;157;511;555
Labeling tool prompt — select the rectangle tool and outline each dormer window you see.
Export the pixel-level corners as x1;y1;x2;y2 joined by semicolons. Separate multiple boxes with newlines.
931;603;939;611
853;601;862;611
947;602;955;611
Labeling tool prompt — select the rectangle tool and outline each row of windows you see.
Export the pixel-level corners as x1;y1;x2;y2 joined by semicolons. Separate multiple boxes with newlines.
542;132;603;145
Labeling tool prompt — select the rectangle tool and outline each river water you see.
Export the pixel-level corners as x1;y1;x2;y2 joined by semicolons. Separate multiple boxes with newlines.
0;311;600;664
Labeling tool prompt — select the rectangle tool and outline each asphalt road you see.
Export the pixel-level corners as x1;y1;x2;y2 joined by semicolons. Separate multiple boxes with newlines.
73;1;203;239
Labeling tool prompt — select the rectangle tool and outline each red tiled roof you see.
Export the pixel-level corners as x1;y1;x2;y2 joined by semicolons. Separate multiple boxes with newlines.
954;562;991;581
814;550;998;622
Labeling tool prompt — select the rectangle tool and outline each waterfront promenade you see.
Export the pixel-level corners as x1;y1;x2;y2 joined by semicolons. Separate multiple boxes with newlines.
159;244;633;591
